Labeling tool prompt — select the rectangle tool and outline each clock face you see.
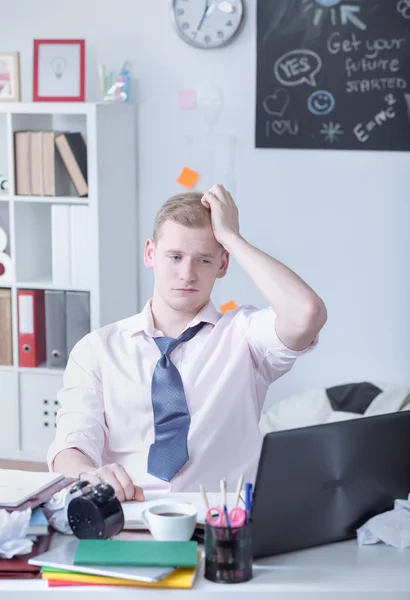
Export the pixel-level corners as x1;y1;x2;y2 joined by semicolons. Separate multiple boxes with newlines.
172;0;244;49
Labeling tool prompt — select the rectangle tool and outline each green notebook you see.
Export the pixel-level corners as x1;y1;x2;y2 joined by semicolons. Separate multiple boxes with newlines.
74;540;198;567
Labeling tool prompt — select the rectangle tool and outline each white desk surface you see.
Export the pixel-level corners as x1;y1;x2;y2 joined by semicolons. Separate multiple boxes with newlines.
0;493;409;598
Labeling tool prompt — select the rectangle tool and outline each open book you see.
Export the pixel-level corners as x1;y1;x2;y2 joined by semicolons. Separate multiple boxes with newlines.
121;491;235;530
0;470;64;508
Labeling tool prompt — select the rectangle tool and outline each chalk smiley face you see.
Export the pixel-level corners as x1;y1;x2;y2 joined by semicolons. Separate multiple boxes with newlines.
307;90;335;115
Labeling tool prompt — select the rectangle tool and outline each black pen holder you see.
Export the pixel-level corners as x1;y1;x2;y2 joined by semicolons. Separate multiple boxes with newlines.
204;521;253;584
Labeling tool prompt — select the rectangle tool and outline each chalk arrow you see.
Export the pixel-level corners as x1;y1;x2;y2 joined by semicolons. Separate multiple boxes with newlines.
340;5;367;31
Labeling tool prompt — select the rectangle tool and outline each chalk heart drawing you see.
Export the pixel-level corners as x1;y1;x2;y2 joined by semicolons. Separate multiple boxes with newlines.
263;88;290;117
271;120;288;135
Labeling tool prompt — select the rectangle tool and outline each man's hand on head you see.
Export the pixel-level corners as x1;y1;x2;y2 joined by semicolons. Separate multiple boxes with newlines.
201;184;241;249
86;463;145;503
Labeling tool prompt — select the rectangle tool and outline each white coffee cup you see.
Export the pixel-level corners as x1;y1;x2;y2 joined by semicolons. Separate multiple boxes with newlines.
141;503;197;541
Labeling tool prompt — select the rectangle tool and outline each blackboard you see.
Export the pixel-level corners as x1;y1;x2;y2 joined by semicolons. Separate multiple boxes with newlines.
256;0;410;151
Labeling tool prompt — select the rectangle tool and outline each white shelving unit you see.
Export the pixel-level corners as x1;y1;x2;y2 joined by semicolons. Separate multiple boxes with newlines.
0;102;138;462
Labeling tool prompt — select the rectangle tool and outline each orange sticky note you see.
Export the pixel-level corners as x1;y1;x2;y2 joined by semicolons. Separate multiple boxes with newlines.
177;167;199;188
220;300;238;314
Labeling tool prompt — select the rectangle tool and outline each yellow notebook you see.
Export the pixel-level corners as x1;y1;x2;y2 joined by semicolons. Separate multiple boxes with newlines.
41;553;201;589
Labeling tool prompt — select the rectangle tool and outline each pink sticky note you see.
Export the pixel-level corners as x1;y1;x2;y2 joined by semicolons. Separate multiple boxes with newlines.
178;89;196;110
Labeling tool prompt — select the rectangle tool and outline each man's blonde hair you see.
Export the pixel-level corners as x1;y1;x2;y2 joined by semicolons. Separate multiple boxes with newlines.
153;191;211;242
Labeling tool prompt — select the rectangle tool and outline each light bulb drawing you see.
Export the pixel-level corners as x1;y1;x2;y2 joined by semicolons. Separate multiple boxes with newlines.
50;56;67;79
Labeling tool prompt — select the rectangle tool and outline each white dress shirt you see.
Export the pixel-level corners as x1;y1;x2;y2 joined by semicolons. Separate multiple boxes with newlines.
48;300;318;492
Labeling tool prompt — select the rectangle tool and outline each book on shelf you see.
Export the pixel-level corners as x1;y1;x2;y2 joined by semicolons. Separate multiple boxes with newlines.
44;289;90;368
55;133;88;197
0;288;12;366
70;205;90;287
51;204;70;287
42;132;72;196
30;132;42;196
17;289;46;368
14;132;31;196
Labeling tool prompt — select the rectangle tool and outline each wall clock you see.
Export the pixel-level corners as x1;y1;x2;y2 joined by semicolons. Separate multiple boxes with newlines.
171;0;244;49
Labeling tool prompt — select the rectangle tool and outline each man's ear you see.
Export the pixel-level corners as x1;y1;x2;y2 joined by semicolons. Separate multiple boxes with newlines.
144;238;155;268
216;251;230;279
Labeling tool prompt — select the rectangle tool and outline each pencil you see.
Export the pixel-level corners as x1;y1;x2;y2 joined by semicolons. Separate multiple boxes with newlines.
200;483;210;511
220;478;227;508
234;474;244;508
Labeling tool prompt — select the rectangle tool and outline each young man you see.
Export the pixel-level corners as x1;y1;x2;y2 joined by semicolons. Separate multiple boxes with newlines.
49;184;327;502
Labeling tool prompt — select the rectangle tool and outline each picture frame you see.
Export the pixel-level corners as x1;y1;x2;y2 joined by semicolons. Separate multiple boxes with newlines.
0;52;20;102
33;39;85;102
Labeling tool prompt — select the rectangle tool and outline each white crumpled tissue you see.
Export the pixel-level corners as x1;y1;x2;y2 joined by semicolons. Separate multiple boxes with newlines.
0;508;33;558
357;494;410;549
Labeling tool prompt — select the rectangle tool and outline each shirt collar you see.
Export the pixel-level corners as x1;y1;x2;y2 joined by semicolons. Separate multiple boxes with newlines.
123;298;221;338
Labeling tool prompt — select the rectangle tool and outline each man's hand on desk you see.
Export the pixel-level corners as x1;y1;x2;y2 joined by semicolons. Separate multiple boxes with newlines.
87;463;145;503
53;449;144;503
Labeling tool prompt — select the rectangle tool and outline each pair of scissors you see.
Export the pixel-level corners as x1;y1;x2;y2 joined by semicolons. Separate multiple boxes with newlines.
206;506;246;527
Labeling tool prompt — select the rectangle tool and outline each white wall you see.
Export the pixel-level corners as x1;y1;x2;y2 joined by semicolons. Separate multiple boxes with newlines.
3;0;410;408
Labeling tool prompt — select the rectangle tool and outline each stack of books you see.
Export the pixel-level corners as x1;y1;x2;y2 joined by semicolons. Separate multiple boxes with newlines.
30;539;201;589
0;470;74;580
14;131;88;198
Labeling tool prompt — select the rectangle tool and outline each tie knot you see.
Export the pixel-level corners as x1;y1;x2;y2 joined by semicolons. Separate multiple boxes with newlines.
153;321;206;356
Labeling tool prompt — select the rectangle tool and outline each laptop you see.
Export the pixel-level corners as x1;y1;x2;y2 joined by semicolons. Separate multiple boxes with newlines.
251;410;410;558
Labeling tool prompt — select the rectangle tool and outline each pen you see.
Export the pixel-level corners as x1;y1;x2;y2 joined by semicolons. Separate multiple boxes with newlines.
223;505;231;529
245;482;253;523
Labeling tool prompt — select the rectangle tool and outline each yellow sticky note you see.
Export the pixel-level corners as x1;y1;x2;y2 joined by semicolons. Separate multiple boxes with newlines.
220;300;238;314
177;167;199;188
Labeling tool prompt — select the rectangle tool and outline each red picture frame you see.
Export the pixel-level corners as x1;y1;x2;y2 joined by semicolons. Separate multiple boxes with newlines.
33;39;85;102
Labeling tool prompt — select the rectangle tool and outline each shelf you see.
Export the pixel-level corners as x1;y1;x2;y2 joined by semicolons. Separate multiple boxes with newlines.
0;364;65;374
18;365;65;375
9;195;89;205
16;280;90;292
0;363;65;375
0;102;135;115
0;102;97;115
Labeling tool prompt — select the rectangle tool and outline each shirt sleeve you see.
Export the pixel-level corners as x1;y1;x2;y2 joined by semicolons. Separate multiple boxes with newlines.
246;306;319;385
47;334;108;471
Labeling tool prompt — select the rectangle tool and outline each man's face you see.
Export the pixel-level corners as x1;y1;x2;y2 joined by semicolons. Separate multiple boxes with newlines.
144;221;229;313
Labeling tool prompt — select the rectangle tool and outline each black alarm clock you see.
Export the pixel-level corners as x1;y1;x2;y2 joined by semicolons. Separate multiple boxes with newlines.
67;473;124;539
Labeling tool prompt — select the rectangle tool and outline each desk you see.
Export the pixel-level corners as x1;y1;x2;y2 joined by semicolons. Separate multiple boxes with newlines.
0;491;409;599
0;536;408;599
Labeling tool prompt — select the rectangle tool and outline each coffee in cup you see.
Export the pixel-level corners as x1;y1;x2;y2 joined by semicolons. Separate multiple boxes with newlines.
141;503;197;541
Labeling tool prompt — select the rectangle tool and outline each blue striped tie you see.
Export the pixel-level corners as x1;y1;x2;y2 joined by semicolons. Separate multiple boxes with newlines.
148;322;206;482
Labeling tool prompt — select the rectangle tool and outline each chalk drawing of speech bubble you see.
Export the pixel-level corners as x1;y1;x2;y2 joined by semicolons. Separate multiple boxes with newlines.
274;49;322;88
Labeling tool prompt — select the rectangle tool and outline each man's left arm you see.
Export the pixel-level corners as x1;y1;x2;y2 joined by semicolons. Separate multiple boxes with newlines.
202;185;327;351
